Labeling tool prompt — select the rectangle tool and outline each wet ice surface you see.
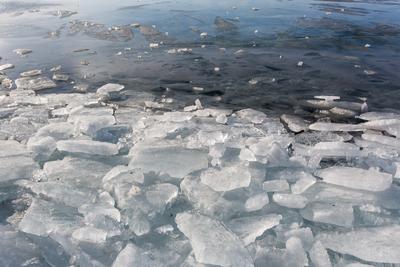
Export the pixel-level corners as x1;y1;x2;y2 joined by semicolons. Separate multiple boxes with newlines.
1;0;400;266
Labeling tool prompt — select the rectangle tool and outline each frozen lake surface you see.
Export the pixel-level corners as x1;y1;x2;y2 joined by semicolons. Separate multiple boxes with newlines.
1;0;400;266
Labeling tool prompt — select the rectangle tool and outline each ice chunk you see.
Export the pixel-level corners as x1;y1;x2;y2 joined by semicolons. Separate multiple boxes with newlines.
175;212;253;267
285;237;308;267
71;114;116;137
15;77;57;91
130;144;208;179
281;114;308;133
318;225;400;264
0;225;49;267
310;142;361;158
97;83;125;100
103;166;144;188
145;183;179;209
36;122;74;140
22;181;96;207
19;198;81;236
245;193;269;212
13;48;32;56
0;140;30;157
362;133;400;148
52;73;69;81
200;166;251;192
358;112;400;121
0;64;15;71
291;174;316;194
263;180;290;192
0;156;37;183
236;108;267;124
27;136;57;161
300;202;354;227
309;241;332;267
113;243;161;267
309;122;365;132
72;227;108;243
227;214;282;245
20;69;42;77
43;157;111;187
316;167;392;192
57;139;119;156
273;193;308;209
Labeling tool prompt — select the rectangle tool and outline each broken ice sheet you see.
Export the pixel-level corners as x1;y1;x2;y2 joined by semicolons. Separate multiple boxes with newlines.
316;166;393;192
15;76;57;91
176;212;253;267
318;225;400;264
200;165;251;192
129;143;208;179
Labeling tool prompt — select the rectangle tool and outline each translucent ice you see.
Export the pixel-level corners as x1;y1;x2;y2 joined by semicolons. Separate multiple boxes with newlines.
200;166;251;192
316;167;392;192
175;212;253;267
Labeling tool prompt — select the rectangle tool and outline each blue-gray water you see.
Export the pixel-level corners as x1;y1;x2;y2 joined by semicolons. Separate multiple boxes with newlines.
1;0;400;112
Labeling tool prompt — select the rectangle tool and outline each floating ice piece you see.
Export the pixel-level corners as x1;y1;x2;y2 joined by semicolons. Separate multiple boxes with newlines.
280;114;308;133
71;114;116;137
239;148;257;162
318;225;400;264
103;165;144;186
0;156;37;183
130;144;208;179
13;49;32;56
316;167;392;192
23;181;95;207
245;193;269;211
19;198;81;236
145;183;179;209
72;227;107;243
309;122;365;132
309;241;332;267
0;225;49;267
52;73;69;81
263;180;290;192
300;202;354;227
301;99;363;111
358;112;400;121
200;166;251;192
113;243;162;267
154;111;194;122
97;83;125;100
0;140;30;157
20;69;42;77
314;96;341;101
36;122;74;140
57;139;119;156
227;214;282;245
27;136;57;161
216;114;228;124
149;43;159;48
15;76;57;91
283;227;314;251
285;237;308;267
329;107;357;118
291;174;316;194
236;108;267;124
273;193;308;209
361;119;400;137
362;132;400;148
0;64;15;71
175;212;253;267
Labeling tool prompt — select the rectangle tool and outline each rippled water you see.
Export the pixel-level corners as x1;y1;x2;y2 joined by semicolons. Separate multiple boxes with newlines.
1;0;400;112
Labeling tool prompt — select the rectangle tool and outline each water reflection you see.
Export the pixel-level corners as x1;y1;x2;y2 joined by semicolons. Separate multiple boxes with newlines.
0;0;399;111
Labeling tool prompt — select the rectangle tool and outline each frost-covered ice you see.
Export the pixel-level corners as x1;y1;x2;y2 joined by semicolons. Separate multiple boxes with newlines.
1;85;400;267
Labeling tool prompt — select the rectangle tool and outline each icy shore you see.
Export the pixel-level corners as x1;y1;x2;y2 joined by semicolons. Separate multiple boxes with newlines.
1;83;400;267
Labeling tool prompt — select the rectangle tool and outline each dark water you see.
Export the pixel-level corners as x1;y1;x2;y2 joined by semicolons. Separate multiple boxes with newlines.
1;0;400;113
